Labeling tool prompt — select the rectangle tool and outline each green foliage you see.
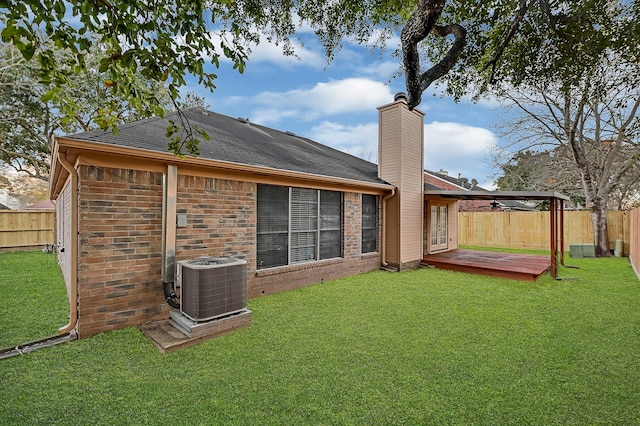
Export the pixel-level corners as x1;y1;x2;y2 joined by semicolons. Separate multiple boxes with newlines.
0;40;172;179
2;1;638;157
0;0;403;156
0;44;52;179
431;1;640;100
1;251;640;424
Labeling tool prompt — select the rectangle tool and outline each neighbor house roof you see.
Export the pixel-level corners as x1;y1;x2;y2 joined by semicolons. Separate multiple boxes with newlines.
423;169;548;211
60;107;386;187
424;169;478;191
25;200;55;210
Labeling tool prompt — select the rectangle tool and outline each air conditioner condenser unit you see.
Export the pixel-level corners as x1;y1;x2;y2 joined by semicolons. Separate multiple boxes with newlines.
177;256;247;322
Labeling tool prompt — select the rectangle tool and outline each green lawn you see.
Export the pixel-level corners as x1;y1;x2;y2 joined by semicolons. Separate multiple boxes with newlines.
0;251;69;347
1;251;639;424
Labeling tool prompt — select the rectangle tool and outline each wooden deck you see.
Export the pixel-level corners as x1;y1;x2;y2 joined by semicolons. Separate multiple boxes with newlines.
422;249;551;281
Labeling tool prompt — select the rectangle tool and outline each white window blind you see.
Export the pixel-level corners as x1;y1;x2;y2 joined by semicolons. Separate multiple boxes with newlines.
257;185;342;269
290;188;318;263
320;190;342;259
361;194;378;253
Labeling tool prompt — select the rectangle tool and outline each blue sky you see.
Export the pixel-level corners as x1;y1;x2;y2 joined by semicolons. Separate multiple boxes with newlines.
180;30;502;189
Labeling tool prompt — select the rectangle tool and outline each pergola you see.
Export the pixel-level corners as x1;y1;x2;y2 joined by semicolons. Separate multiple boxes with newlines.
423;190;571;279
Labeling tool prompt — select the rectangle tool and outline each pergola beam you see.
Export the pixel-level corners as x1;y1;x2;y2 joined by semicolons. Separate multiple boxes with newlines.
424;189;570;279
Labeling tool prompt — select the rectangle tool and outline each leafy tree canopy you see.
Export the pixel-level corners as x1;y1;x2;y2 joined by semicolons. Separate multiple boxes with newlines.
0;40;171;180
1;0;638;156
487;0;640;256
495;149;586;206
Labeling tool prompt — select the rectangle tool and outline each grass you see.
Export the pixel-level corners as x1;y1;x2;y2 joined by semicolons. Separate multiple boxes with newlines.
1;251;640;424
0;251;69;347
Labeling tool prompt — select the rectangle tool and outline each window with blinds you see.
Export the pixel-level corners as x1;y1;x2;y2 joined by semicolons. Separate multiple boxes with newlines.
319;190;342;259
257;185;289;269
257;184;342;269
361;194;378;253
290;188;318;263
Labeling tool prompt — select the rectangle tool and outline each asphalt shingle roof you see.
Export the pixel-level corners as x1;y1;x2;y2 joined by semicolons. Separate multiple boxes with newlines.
67;107;386;185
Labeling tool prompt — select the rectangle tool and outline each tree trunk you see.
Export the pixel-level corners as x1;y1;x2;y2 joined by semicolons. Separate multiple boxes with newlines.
590;198;611;257
400;0;466;110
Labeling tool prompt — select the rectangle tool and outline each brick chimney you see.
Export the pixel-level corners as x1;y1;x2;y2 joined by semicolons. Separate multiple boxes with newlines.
378;93;425;271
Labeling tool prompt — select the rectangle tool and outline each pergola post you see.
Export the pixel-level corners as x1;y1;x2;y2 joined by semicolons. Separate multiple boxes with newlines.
550;197;558;279
560;199;565;266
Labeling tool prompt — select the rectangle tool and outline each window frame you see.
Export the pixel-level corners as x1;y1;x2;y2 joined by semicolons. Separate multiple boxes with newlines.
257;184;343;270
361;194;378;254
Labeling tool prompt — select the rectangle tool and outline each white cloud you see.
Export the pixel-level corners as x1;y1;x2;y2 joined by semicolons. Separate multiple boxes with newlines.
246;37;326;68
307;121;379;163
424;121;498;183
357;60;402;82
233;78;394;125
206;30;326;69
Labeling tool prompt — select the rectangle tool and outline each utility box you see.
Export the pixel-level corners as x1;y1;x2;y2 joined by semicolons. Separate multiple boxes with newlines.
570;244;596;258
178;256;247;322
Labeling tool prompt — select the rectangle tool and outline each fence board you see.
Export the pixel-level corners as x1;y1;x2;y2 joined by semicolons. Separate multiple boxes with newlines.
630;208;640;277
0;210;55;251
0;209;635;258
459;211;629;254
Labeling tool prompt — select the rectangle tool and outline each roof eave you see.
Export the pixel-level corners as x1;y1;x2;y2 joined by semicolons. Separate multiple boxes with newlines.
54;136;394;193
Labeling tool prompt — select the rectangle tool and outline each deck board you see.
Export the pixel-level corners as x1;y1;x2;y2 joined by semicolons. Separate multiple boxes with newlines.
423;249;550;281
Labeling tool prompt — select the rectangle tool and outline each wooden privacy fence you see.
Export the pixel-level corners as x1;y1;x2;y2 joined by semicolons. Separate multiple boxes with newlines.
0;210;55;252
630;207;640;276
459;211;630;255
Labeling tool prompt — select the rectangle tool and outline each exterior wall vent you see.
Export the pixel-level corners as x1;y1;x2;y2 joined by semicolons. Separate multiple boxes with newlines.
178;256;247;322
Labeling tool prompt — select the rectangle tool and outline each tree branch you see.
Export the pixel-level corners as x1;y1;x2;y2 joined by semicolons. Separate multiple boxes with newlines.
400;0;466;110
484;0;530;84
419;24;466;94
0;145;50;172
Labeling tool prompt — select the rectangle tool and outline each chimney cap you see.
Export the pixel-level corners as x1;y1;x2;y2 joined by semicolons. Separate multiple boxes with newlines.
394;92;408;102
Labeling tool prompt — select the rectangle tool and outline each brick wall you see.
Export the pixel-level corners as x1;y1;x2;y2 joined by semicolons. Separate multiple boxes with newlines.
249;191;380;297
76;166;382;337
459;199;501;212
424;173;463;191
56;181;73;299
78;166;166;337
175;175;255;261
343;192;361;258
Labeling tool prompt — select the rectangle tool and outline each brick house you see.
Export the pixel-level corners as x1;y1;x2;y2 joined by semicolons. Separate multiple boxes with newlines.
422;170;460;255
424;169;536;212
49;94;430;338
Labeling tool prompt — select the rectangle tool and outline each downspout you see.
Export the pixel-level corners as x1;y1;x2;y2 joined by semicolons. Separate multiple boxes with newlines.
381;187;396;268
162;165;180;309
57;152;78;335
